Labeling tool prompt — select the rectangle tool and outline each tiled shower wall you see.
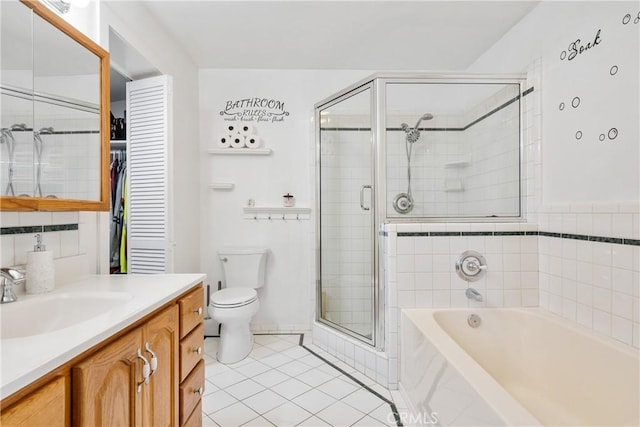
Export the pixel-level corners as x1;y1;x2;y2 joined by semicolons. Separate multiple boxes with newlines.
462;86;521;217
386;115;466;217
386;84;522;219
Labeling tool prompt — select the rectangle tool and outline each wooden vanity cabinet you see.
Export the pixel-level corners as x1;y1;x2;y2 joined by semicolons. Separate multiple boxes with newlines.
72;305;179;427
0;283;203;427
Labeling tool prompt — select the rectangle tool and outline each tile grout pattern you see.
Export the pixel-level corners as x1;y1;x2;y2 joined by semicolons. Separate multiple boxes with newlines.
202;334;406;427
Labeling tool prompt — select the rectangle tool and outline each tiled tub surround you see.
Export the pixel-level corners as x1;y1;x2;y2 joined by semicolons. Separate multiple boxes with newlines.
537;205;640;347
401;308;639;427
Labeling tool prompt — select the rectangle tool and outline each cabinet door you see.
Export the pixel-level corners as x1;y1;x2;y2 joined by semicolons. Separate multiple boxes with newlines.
142;305;179;427
72;328;142;427
0;375;68;427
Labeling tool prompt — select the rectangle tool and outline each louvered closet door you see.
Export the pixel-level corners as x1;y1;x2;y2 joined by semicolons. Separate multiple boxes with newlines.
126;75;173;273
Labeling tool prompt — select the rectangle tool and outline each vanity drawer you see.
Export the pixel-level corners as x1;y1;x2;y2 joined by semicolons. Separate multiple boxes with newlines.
180;323;204;382
179;359;205;425
182;399;202;427
179;286;204;339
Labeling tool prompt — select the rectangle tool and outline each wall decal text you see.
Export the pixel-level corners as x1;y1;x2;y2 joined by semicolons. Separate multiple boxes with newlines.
220;97;290;123
560;29;602;61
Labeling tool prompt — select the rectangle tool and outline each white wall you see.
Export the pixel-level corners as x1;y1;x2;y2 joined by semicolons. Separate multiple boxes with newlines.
469;1;640;205
199;69;370;332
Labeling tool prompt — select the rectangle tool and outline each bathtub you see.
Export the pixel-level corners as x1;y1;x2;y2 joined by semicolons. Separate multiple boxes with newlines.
400;308;639;426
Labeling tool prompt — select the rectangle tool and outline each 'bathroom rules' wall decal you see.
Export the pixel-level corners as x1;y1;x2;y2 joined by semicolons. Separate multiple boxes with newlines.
220;97;290;123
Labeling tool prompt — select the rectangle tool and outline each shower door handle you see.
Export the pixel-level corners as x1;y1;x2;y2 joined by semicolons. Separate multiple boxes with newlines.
360;185;372;211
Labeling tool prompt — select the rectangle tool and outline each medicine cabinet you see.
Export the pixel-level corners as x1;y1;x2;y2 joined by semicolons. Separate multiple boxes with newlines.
0;0;110;211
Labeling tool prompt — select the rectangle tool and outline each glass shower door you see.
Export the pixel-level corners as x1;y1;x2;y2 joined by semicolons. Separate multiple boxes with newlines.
317;85;375;344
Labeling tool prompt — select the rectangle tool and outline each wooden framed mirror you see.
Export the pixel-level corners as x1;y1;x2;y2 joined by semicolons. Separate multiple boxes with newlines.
0;0;109;211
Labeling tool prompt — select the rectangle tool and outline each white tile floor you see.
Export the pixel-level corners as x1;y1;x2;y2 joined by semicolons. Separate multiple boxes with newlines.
202;334;406;427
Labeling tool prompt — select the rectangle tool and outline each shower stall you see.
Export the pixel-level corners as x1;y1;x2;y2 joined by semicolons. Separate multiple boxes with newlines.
315;74;526;349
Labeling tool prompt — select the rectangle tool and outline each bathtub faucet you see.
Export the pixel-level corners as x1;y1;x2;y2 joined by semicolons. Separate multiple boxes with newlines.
465;287;483;302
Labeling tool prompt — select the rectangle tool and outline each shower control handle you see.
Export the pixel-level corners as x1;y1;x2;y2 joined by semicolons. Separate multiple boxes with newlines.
360;185;372;211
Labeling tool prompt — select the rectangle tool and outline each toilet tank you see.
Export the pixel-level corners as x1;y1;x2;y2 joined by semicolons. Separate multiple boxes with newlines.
218;247;268;289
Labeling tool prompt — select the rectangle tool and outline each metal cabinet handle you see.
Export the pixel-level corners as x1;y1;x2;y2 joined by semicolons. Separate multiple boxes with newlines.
136;349;150;392
145;342;158;375
360;185;372;211
193;386;204;396
192;346;202;355
193;307;203;316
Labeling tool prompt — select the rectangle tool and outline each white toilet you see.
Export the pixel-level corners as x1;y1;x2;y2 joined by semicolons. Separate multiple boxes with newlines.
209;247;268;364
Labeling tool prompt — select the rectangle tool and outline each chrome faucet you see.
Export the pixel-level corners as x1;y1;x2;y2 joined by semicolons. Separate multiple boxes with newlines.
465;287;483;302
1;268;25;303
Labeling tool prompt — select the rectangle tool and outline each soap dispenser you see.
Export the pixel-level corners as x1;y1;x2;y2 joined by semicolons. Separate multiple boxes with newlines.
25;234;55;294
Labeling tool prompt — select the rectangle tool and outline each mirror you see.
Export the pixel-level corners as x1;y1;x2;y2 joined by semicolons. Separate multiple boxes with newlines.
0;0;109;211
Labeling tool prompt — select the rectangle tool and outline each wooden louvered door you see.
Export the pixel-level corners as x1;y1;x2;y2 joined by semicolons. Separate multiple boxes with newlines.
126;75;173;273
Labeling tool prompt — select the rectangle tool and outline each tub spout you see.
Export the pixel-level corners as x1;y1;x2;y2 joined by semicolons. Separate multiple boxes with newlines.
465;287;483;302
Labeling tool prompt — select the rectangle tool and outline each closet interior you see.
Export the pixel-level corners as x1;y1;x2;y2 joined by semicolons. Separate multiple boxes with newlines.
109;67;130;274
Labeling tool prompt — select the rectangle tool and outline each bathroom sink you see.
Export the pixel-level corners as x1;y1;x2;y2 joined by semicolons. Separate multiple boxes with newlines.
0;292;132;339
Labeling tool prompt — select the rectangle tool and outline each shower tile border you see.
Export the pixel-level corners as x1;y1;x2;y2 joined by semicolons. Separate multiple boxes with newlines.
395;230;640;246
0;223;79;235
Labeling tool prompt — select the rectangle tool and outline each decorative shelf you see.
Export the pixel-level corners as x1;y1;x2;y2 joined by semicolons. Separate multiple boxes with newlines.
243;206;311;221
445;160;471;168
209;183;234;190
208;148;272;156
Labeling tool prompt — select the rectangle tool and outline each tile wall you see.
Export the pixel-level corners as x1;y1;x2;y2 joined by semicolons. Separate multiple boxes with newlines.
537;204;640;347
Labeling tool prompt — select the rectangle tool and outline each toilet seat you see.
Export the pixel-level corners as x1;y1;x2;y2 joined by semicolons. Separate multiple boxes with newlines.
211;288;257;308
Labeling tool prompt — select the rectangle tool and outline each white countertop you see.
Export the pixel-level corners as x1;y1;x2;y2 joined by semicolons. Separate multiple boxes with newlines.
0;273;206;400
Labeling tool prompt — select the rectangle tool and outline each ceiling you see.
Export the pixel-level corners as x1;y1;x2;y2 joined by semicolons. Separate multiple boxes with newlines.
140;0;540;70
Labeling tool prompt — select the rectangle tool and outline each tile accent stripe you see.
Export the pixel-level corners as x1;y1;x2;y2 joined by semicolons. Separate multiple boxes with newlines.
0;223;78;235
396;230;640;246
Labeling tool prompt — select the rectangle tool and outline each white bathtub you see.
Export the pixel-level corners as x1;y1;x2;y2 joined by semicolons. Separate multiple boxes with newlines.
400;308;639;426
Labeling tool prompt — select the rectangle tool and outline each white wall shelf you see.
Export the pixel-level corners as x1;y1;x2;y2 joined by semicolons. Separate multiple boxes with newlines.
208;148;272;155
209;183;234;190
243;206;311;220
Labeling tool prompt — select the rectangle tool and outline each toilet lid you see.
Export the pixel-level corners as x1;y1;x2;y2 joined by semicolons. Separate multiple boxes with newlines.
211;288;257;307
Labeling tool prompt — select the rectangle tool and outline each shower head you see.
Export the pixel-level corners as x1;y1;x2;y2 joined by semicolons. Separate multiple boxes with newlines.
413;113;434;130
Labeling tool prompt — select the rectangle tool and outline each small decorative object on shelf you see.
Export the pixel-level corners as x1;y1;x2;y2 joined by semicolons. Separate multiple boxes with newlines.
283;193;295;207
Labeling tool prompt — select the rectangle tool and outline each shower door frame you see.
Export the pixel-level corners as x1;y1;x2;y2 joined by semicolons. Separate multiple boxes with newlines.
315;79;383;349
315;73;527;350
